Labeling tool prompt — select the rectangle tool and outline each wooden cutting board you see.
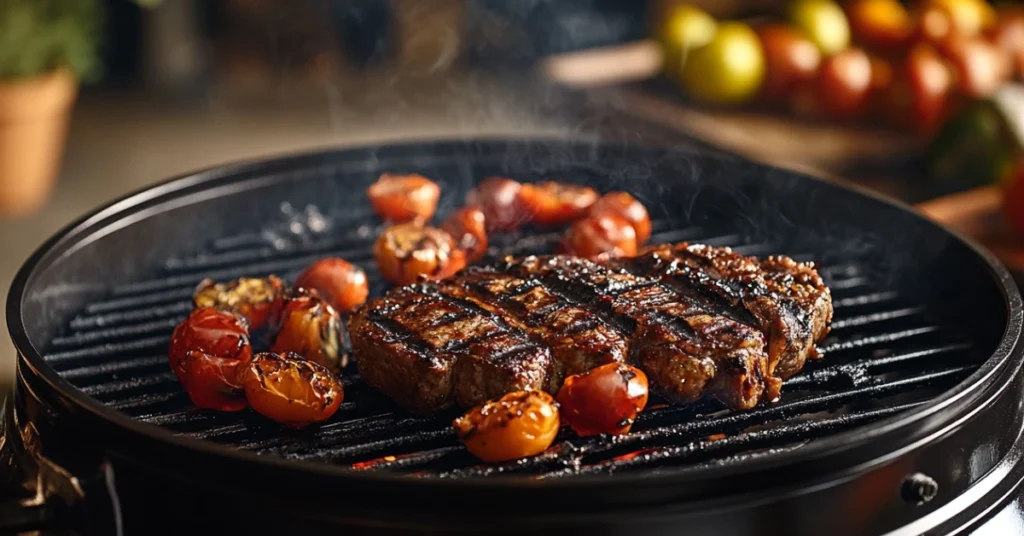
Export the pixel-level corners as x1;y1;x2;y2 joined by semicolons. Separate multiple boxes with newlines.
915;186;1024;272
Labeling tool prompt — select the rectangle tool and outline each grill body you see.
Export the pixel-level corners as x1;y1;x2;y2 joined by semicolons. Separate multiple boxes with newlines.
3;139;1024;535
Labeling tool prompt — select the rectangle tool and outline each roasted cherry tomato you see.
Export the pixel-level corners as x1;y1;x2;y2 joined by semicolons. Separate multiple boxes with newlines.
374;223;466;285
271;290;344;373
941;35;1010;98
588;191;652;244
294;257;369;313
241;352;343;428
846;0;912;50
452;390;560;463
556;363;649;437
465;177;529;231
441;206;489;263
168;307;251;386
519;181;599;227
193;276;284;332
181;350;250;411
367;173;441;224
757;24;821;103
816;48;873;120
562;214;638;260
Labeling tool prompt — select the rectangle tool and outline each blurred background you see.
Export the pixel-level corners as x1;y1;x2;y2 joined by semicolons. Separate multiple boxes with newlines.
2;0;1024;384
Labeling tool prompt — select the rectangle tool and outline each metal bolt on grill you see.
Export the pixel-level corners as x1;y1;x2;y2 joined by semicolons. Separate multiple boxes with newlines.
43;214;980;479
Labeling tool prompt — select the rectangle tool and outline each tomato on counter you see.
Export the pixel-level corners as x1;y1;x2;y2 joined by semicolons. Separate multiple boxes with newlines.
789;0;851;55
816;48;874;119
883;43;955;134
757;24;822;103
989;11;1024;80
680;22;765;106
657;4;717;81
941;35;1011;98
846;0;913;50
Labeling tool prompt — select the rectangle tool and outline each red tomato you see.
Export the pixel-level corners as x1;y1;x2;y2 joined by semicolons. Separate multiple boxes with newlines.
192;276;284;332
941;35;1011;98
241;352;343;428
914;4;955;46
1003;160;1024;236
441;206;489;263
374;223;466;285
465;177;530;231
989;12;1024;79
519;181;600;227
294;257;369;313
562;214;638;260
556;363;649;436
817;48;873;119
588;192;652;244
168;307;251;386
896;43;955;134
182;350;250;411
757;24;822;103
367;173;441;224
846;0;913;50
271;291;344;373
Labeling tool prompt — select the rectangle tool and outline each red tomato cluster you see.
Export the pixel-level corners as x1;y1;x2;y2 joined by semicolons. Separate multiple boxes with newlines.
169;257;368;427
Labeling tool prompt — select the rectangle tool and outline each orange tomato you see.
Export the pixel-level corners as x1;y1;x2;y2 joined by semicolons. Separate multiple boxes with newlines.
519;181;599;227
367;173;441;224
588;192;652;244
452;390;560;463
242;352;343;428
441;206;489;263
562;214;638;260
294;258;369;313
374;223;466;285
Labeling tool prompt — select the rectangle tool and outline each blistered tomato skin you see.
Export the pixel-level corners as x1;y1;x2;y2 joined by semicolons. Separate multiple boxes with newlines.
466;177;530;231
556;363;649;437
294;258;369;313
367;173;441;224
441;206;489;263
182;350;250;411
168;307;252;385
452;390;560;463
519;182;600;227
193;276;285;331
241;352;343;428
588;192;652;244
270;290;345;373
374;223;466;285
562;214;638;260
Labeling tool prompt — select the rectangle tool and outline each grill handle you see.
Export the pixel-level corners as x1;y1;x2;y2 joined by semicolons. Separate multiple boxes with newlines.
0;394;123;535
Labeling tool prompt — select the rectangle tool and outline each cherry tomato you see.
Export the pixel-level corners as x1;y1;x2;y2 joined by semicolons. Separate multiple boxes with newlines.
374;223;466;285
846;0;913;50
562;214;638;260
271;290;344;373
465;177;530;231
193;276;284;332
367;173;441;224
756;24;821;104
886;43;955;134
168;307;251;386
294;257;369;313
519;181;600;227
924;0;995;38
181;350;250;411
556;363;649;436
452;390;560;463
241;352;343;428
989;11;1024;79
441;206;489;263
789;0;851;55
941;35;1010;98
680;22;766;106
655;4;717;81
816;48;873;120
588;191;651;244
914;4;955;45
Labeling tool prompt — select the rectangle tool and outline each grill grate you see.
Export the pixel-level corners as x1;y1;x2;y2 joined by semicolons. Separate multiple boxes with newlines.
44;215;981;478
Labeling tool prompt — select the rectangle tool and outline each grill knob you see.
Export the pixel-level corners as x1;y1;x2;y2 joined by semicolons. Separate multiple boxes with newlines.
901;473;939;505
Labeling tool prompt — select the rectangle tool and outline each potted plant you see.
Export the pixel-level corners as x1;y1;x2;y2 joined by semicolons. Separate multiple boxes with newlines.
0;0;102;217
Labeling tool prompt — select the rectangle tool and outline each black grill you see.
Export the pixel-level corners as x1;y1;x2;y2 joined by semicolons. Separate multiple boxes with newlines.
42;211;981;478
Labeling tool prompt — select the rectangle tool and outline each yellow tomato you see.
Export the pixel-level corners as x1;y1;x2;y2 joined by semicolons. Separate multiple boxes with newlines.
789;0;852;55
656;4;717;80
680;22;765;105
925;0;996;37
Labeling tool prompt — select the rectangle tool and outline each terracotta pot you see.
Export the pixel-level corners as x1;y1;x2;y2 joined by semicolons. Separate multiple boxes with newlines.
0;69;77;217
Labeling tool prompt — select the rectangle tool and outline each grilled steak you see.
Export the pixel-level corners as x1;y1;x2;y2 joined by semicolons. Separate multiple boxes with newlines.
349;244;832;415
623;243;832;379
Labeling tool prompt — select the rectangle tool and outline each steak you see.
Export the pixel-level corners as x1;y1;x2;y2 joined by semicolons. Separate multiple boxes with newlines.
349;244;832;416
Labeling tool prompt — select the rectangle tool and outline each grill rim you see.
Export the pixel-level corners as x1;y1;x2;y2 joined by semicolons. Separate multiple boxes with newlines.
7;138;1023;496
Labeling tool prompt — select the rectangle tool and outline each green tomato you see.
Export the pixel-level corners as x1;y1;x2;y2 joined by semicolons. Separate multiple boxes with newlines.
789;0;851;56
680;22;765;106
657;5;718;81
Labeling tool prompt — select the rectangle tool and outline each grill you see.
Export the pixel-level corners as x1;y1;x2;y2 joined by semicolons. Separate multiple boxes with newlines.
4;139;1024;535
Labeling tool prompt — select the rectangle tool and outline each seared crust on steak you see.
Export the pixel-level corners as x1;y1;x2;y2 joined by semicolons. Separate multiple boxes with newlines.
349;243;832;415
